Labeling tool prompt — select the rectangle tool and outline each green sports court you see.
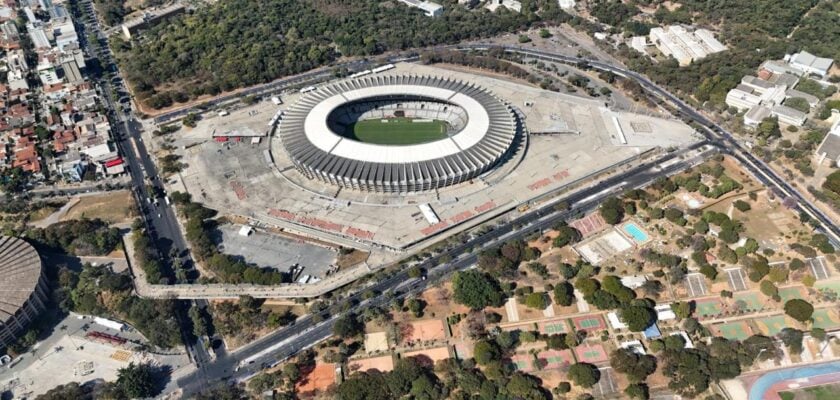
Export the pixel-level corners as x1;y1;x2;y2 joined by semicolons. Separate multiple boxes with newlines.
754;315;788;336
510;354;533;372
341;118;448;145
816;281;840;297
733;292;764;311
812;309;840;330
713;321;752;341
539;350;575;370
540;321;567;335
696;299;724;318
778;286;806;303
572;315;606;332
574;344;609;363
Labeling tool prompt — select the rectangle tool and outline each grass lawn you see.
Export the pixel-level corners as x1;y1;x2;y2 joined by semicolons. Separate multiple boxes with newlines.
343;118;447;145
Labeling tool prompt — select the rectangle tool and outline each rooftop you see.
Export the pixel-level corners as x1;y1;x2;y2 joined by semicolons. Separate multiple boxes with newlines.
0;236;43;323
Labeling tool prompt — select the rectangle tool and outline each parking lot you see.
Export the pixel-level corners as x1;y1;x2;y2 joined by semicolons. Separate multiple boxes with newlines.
213;224;337;278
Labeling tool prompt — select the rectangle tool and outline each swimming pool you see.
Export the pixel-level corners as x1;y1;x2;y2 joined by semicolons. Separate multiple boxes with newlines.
622;222;649;243
748;360;840;399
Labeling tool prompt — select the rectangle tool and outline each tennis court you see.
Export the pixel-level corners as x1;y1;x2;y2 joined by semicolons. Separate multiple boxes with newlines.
539;320;568;335
538;349;575;370
809;256;830;280
712;321;752;341
733;292;764;311
685;273;708;297
755;315;788;336
816;281;840;296
695;299;724;318
591;367;618;397
572;315;606;332
812;309;840;330
725;267;748;292
574;343;609;363
510;354;534;372
778;286;806;303
569;213;607;237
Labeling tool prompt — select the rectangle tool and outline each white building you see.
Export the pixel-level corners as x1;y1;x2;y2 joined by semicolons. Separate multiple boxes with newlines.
725;86;762;111
486;0;521;13
629;36;647;54
816;118;840;165
771;105;807;127
788;51;834;77
743;105;771;128
397;0;443;17
648;26;727;66
558;0;575;9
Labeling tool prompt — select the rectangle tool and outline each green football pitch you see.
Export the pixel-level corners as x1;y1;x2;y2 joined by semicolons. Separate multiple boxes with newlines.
342;118;447;145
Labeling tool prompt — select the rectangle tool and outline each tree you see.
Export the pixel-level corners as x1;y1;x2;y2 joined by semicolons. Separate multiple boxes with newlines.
452;270;505;310
784;299;814;322
524;292;549;309
757;116;781;139
574;278;599;297
610;348;657;383
333;313;363;338
625;383;650;399
619;305;657;332
812;327;827;341
671;301;693;320
733;200;752;212
553;224;582;248
553;281;575;306
780;328;804;354
506;373;549;400
760;280;779;300
474;339;501;365
568;362;601;388
116;363;157;399
599;197;624;224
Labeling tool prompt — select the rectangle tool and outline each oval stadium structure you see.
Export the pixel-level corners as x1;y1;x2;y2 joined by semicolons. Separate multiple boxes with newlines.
277;75;519;193
0;236;47;349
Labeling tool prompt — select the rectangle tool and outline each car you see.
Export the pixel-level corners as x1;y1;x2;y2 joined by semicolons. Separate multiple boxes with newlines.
157;213;161;218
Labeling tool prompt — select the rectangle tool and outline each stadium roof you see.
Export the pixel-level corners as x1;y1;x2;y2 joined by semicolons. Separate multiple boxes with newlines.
0;236;43;322
278;75;519;193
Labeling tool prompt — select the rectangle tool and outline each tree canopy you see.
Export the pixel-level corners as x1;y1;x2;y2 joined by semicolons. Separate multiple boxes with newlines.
452;270;505;310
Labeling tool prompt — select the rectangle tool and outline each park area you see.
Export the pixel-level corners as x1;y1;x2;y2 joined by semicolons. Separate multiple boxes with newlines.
341;117;447;144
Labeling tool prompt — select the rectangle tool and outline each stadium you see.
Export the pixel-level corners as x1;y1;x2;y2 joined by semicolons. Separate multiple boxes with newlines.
277;75;521;193
0;236;47;350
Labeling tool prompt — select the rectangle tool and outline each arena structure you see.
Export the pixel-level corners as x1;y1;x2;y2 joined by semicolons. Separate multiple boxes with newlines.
0;236;47;349
277;75;520;193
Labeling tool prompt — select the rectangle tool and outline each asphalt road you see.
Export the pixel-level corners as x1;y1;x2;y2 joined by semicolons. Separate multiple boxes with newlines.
170;141;714;395
72;0;216;381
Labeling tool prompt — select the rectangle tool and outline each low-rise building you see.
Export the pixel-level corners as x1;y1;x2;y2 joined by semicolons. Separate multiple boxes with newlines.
743;105;771;128
771;104;807;127
486;0;521;13
788;51;834;78
396;0;443;17
648;25;727;66
816;118;840;165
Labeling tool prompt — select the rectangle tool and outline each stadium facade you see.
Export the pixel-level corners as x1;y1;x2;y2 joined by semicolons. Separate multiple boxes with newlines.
277;75;520;193
0;236;48;349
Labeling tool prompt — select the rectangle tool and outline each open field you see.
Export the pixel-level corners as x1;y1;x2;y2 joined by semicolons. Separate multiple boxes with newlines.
60;190;135;223
342;118;447;144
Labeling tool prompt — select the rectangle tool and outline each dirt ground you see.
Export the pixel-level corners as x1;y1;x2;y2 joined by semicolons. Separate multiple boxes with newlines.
336;249;369;268
363;332;389;353
402;346;451;367
347;355;395;374
61;190;136;224
399;319;447;345
296;362;337;397
420;283;470;318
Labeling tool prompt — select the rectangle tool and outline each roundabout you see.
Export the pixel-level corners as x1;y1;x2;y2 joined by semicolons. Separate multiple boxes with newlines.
276;75;520;193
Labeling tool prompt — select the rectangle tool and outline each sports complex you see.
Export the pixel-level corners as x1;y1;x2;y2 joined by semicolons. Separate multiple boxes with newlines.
278;75;520;193
178;62;700;256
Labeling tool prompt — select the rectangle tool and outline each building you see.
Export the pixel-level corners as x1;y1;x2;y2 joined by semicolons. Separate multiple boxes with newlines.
396;0;443;17
629;36;647;54
725;86;762;111
121;4;186;39
743;105;771;128
771;105;807;127
648;26;727;66
278;75;519;193
816;118;840;165
0;236;48;350
486;0;521;13
788;51;834;78
558;0;575;9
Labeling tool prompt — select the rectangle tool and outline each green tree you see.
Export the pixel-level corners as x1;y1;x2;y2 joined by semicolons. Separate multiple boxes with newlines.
452;270;505;310
474;339;501;365
671;301;693;320
553;281;575;306
784;299;814;322
625;383;650;399
610;348;657;383
116;363;157;399
333;313;363;338
599;197;624;224
524;292;549;309
619;305;657;331
568;362;601;388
